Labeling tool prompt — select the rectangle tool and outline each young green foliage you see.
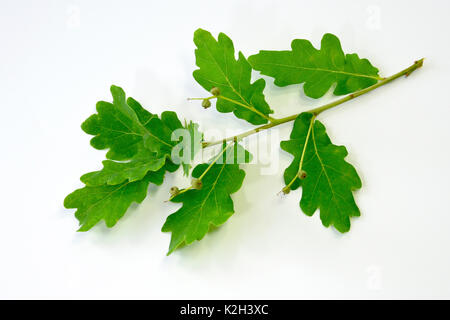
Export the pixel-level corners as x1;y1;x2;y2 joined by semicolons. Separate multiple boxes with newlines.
162;143;252;255
249;33;380;99
65;169;165;231
81;86;149;160
64;86;194;231
193;28;274;125
281;113;362;232
64;29;423;254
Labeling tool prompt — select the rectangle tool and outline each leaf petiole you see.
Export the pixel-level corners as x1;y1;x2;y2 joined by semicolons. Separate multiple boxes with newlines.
187;96;216;101
282;114;316;193
188;94;276;123
216;95;276;122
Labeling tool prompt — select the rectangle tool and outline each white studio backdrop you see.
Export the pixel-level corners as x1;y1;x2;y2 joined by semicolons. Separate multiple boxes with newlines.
1;0;449;299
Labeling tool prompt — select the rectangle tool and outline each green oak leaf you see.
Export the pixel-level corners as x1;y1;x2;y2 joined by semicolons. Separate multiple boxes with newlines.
66;86;188;231
64;169;165;231
280;113;362;232
162;143;251;255
249;33;380;99
82;86;183;161
80;148;167;186
81;85;148;160
193;28;273;125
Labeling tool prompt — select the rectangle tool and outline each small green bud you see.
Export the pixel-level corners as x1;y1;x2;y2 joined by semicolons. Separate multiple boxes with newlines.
282;186;291;195
169;186;180;197
191;178;203;190
210;87;220;96
202;99;211;109
298;170;307;180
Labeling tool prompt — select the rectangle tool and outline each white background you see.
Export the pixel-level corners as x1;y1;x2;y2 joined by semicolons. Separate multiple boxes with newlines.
1;0;449;299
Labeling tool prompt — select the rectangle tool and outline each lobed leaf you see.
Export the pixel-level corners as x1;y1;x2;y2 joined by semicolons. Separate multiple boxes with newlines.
193;28;273;125
249;33;380;99
281;113;362;232
65;86;195;230
81;86;147;160
64;169;165;231
82;86;184;161
162;143;251;254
